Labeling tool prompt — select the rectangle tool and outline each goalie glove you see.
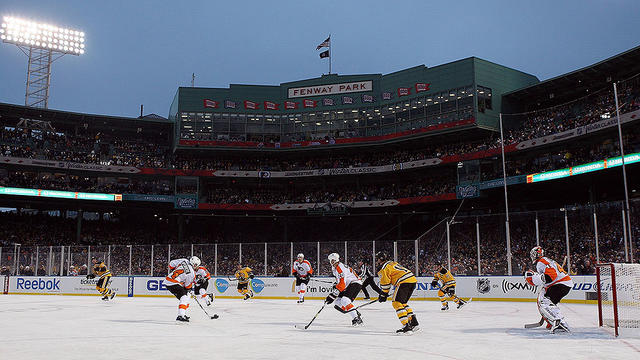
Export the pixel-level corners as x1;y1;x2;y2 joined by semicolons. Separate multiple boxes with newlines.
86;273;96;279
378;292;389;303
325;292;337;304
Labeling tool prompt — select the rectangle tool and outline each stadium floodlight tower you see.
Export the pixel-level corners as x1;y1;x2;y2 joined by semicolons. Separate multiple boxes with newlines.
0;16;85;109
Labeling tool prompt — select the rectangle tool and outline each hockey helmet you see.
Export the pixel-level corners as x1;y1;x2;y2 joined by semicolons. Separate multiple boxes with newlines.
189;256;201;268
327;253;340;265
529;246;544;263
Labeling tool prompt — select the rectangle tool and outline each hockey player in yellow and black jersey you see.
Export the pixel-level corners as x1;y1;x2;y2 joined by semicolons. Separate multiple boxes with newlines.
234;264;255;300
431;264;466;310
376;252;419;333
86;258;116;301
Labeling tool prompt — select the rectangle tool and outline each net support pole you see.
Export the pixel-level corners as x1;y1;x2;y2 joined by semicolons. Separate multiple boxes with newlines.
414;239;419;276
613;82;634;263
611;265;620;337
622;208;629;262
500;113;513;275
372;240;376;274
593;209;600;263
596;266;603;327
535;212;540;247
344;241;348;266
476;217;481;276
446;220;451;270
393;241;398;262
564;210;571;274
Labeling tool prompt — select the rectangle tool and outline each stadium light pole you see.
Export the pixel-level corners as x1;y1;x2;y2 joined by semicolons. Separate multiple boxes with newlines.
1;16;85;109
499;113;513;275
613;82;634;263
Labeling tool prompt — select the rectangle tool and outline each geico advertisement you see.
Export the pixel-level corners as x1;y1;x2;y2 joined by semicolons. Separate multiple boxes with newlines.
7;276;127;295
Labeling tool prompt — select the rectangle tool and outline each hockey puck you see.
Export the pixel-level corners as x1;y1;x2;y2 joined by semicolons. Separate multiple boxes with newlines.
211;314;219;319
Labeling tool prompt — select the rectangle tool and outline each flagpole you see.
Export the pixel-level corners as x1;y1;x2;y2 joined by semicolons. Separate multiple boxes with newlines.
329;34;332;74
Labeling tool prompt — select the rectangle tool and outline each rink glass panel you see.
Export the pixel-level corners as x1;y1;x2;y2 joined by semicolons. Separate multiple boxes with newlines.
69;246;90;275
292;242;317;274
319;241;345;276
266;242;290;276
416;220;446;277
509;212;538;275
152;245;169;277
374;240;394;274
347;241;373;274
567;207;596;275
448;218;477;275
169;244;192;262
131;245;151;276
241;243;265;276
217;244;239;276
109;245;130;276
16;246;36;275
478;214;507;275
596;202;628;264
192;244;215;275
396;240;417;275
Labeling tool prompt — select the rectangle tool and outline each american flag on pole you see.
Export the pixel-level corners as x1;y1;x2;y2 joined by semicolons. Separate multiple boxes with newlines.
316;36;330;50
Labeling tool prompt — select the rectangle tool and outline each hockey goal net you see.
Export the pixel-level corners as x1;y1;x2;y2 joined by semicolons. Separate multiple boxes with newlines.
596;263;640;336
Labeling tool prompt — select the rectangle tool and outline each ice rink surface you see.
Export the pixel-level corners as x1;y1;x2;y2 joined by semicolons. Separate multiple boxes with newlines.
1;295;639;360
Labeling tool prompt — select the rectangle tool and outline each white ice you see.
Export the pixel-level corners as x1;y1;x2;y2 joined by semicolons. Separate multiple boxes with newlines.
1;295;639;360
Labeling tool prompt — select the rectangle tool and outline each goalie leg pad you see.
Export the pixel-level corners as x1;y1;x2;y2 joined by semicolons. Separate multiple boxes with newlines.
538;291;563;322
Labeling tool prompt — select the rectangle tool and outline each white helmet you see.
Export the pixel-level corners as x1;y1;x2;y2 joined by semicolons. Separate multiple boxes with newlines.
328;253;340;265
189;256;201;268
529;246;544;263
297;253;304;260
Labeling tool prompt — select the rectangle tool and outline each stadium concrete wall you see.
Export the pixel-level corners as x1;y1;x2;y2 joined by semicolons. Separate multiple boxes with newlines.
1;275;598;303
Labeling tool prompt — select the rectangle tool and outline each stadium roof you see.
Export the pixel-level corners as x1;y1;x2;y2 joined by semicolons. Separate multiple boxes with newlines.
503;45;640;107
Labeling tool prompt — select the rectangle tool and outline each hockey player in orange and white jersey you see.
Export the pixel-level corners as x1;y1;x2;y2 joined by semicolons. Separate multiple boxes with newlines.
292;253;313;303
165;257;198;323
524;246;573;333
192;257;214;306
325;253;364;326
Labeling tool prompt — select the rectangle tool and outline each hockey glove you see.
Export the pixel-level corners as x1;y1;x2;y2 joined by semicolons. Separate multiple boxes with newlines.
86;273;96;279
325;293;337;304
430;280;438;288
378;292;388;303
249;273;255;279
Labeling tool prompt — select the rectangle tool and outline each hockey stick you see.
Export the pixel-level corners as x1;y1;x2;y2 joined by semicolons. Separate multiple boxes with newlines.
524;317;545;329
296;303;327;330
354;298;379;310
310;278;335;285
192;294;219;319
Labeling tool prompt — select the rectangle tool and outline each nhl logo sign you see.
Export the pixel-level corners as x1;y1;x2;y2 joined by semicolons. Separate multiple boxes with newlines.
477;278;490;294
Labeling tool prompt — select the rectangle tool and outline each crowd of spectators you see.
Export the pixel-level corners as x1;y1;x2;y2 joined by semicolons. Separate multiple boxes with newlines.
0;170;173;195
1;201;638;277
1;75;638;175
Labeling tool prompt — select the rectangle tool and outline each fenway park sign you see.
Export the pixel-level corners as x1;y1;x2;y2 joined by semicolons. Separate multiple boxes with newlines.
288;81;372;98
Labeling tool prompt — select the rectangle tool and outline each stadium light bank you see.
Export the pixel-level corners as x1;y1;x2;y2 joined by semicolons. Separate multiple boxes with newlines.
1;16;85;109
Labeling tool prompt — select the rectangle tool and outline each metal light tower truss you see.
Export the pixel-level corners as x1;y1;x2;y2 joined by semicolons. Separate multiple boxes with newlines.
1;16;85;109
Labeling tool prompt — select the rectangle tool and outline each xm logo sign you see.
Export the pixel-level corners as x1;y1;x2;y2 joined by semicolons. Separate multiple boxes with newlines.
501;279;537;294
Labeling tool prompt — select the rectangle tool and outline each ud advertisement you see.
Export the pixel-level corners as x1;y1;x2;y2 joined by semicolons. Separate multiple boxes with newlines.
3;275;598;302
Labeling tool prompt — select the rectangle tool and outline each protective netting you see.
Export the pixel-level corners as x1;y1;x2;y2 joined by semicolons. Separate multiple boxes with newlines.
597;263;640;335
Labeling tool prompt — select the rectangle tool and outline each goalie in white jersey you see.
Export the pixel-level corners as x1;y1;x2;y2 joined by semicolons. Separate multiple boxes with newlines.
524;246;573;333
165;257;199;323
325;253;364;326
292;253;313;303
